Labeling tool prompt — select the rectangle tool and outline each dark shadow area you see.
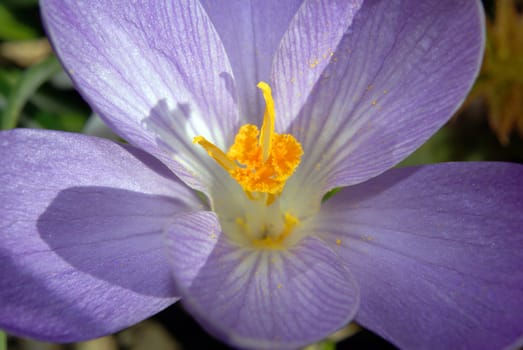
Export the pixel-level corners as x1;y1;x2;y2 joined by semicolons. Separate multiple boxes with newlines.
156;303;230;350
337;328;399;350
447;103;523;163
37;186;185;297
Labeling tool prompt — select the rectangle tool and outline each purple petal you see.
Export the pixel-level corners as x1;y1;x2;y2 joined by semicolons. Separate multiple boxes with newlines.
0;129;200;341
166;211;359;349
282;0;485;195
41;0;239;192
272;0;363;126
200;0;303;122
314;162;523;349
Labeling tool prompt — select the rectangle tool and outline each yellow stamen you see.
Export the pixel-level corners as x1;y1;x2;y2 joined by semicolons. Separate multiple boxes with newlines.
193;136;237;172
194;82;303;196
257;81;275;162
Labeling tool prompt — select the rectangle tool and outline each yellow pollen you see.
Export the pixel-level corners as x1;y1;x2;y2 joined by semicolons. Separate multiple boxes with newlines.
194;82;303;196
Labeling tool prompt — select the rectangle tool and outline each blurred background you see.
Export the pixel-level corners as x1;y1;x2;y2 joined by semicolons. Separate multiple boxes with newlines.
1;0;522;349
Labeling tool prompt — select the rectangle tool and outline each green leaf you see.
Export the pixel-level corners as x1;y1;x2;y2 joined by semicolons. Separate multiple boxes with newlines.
0;330;6;350
0;68;21;93
32;110;87;132
0;4;37;40
303;340;336;350
1;56;62;130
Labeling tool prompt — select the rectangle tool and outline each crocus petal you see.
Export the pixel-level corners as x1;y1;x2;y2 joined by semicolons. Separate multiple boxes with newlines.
200;0;303;122
0;129;200;341
282;0;485;196
41;0;239;192
314;162;523;349
166;211;359;350
272;0;363;126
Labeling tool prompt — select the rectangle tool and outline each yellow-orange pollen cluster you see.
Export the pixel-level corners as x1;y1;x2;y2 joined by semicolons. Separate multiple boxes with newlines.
193;82;303;197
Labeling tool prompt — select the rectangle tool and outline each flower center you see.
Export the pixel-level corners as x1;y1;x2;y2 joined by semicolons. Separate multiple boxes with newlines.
194;82;303;198
247;212;299;249
194;82;304;249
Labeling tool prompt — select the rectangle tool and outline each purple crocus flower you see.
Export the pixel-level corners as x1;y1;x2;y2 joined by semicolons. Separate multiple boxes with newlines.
1;0;522;349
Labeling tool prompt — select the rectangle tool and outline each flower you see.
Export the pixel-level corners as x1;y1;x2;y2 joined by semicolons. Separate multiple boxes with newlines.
1;0;522;349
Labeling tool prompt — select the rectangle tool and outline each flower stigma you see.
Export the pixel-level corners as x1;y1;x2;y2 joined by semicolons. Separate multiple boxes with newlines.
193;82;304;249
